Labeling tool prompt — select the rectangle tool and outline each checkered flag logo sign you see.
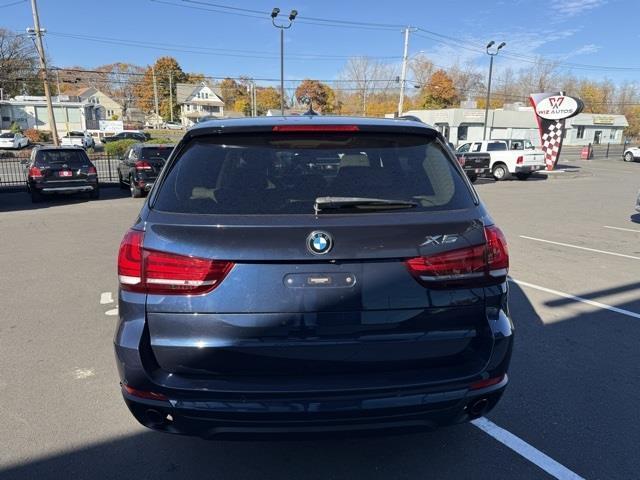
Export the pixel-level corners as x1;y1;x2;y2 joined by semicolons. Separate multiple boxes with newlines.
530;92;583;171
541;121;564;170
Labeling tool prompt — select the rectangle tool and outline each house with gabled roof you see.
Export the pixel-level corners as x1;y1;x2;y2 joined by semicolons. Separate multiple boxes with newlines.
176;81;225;127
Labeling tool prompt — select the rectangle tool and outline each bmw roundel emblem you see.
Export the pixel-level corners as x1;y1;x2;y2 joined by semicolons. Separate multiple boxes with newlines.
307;231;333;255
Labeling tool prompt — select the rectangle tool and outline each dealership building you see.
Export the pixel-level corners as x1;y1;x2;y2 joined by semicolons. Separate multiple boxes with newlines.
402;103;628;148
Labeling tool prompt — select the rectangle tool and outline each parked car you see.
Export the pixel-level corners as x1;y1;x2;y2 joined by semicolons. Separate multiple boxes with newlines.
623;145;639;162
102;131;148;143
163;121;183;130
115;116;513;438
118;143;174;197
0;132;29;149
448;142;491;183
60;131;95;149
24;146;99;203
457;140;545;180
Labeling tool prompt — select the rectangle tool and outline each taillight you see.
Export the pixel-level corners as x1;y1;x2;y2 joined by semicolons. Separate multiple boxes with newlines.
135;161;152;170
29;166;43;178
516;156;524;165
87;165;97;174
405;225;508;287
117;229;233;295
457;155;466;167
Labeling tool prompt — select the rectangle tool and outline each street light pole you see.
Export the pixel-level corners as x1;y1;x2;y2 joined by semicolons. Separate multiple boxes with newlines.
28;0;59;145
271;7;297;116
483;40;506;140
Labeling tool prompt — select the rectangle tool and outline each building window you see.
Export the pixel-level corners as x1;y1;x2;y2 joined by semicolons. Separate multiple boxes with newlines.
609;129;616;140
594;130;602;145
576;126;585;139
458;126;468;141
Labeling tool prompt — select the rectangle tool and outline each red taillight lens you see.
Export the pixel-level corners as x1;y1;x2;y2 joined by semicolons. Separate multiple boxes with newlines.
135;160;152;170
405;225;508;287
117;229;233;295
144;249;233;295
516;156;524;165
29;166;43;178
485;225;509;275
457;155;466;167
272;125;360;132
88;165;97;174
118;229;144;291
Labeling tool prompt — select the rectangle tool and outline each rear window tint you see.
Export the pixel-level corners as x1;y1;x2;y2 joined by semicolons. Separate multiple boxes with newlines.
153;133;474;215
35;149;89;167
141;146;173;160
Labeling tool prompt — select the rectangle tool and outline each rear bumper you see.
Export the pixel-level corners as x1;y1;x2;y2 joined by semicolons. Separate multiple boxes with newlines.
515;165;544;173
121;377;507;438
114;290;513;437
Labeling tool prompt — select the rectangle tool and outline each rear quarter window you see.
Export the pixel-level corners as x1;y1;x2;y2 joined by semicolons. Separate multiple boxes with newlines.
152;132;475;215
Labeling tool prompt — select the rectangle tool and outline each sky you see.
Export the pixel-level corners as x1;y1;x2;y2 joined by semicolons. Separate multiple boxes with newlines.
2;0;639;90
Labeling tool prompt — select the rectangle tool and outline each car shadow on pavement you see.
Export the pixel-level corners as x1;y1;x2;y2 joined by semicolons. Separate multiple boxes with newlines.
0;187;131;213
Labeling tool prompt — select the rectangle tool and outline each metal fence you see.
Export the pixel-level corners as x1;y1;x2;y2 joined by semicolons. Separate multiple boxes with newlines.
0;151;121;189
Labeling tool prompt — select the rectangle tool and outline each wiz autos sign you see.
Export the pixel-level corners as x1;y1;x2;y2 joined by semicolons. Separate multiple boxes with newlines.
529;92;584;170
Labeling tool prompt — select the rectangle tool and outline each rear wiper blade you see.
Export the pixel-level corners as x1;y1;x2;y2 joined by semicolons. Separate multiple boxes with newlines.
314;196;417;214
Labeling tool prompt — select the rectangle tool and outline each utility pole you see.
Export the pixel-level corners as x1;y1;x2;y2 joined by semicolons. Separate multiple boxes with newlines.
29;0;59;145
152;65;160;127
169;71;174;123
397;26;412;116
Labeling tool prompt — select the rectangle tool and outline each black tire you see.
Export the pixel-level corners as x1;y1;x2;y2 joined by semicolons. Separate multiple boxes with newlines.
492;163;509;181
130;176;143;198
89;186;100;200
30;188;43;203
468;175;478;183
516;173;531;181
118;172;127;189
624;152;635;162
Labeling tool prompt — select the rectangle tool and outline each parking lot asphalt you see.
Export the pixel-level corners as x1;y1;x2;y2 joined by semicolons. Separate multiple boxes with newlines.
0;158;638;480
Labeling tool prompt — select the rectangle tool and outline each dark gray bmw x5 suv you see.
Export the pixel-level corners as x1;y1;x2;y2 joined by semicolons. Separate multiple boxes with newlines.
115;116;513;438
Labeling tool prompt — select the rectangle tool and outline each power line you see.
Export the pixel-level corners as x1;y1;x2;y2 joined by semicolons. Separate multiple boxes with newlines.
0;0;26;8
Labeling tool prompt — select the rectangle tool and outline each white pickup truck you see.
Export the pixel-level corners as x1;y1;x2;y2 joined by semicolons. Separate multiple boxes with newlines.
457;139;546;180
60;131;95;149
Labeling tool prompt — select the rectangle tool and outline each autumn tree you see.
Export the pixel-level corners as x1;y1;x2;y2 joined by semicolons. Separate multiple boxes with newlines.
255;86;283;114
419;70;459;109
339;57;397;115
134;57;203;121
295;79;336;113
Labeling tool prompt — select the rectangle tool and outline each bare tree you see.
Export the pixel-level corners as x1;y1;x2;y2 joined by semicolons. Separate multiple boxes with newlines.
339;57;397;115
409;53;434;88
0;28;41;98
448;61;484;101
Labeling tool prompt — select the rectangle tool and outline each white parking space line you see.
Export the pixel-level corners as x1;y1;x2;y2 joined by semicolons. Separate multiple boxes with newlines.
603;225;640;233
100;292;114;304
510;278;640;320
472;417;585;480
105;308;118;316
520;235;640;261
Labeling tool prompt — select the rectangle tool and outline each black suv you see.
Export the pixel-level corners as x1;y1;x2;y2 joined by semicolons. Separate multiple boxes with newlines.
24;146;99;203
102;131;148;143
115;116;513;438
118;143;174;197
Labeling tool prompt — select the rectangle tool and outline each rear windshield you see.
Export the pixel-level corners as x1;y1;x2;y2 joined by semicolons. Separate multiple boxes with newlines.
0;133;15;138
152;133;474;215
66;131;84;137
141;146;173;160
486;142;507;151
34;149;90;167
